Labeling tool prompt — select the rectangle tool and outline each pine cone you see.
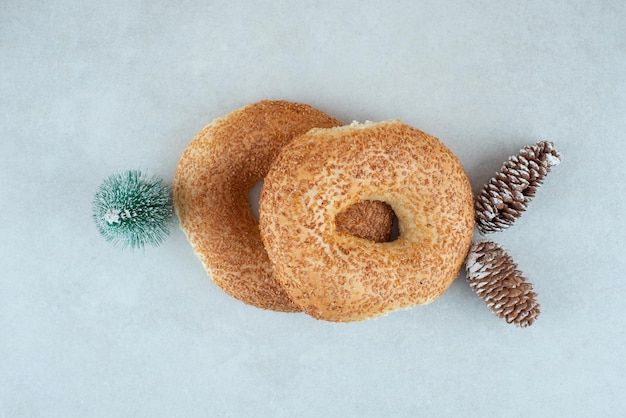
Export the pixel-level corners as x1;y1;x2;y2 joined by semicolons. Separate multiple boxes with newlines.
475;141;561;234
465;240;540;327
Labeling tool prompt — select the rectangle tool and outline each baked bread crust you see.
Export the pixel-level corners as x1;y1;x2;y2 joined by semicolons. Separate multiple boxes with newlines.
336;200;394;243
173;100;341;311
259;121;475;321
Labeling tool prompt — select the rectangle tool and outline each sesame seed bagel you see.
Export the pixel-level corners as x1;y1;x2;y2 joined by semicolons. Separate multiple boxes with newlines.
259;120;475;321
173;101;393;312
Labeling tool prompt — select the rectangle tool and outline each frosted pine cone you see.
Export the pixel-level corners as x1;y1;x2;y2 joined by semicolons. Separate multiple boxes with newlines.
475;141;561;234
466;240;540;327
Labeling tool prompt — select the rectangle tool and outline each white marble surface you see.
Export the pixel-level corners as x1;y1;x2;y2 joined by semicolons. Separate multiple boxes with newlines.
2;1;625;416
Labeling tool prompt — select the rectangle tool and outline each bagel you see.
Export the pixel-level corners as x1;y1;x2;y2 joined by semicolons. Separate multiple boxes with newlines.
173;101;393;312
259;120;475;321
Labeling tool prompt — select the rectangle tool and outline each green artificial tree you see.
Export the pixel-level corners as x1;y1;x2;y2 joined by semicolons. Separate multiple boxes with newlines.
92;170;173;249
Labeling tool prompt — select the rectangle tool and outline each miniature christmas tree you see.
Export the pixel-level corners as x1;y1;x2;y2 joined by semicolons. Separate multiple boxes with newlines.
92;170;173;249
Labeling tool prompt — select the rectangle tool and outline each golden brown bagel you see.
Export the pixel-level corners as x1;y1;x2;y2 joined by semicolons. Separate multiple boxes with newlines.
259;120;475;321
173;101;393;312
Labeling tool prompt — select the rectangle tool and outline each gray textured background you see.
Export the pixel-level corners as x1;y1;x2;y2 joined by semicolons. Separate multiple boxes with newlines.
1;1;624;416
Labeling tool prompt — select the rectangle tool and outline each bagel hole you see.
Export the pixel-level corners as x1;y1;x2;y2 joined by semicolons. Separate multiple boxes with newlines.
389;212;400;241
248;180;264;222
336;200;399;243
